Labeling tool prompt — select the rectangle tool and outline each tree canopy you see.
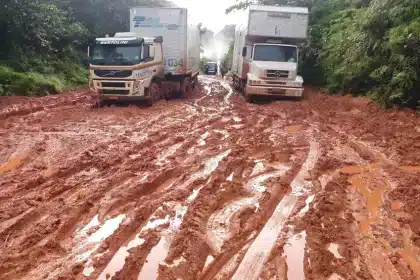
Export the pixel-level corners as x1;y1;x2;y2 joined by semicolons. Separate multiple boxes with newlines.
0;0;171;96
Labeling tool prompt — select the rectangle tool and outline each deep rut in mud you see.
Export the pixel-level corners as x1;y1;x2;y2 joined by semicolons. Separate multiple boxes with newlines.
1;76;420;280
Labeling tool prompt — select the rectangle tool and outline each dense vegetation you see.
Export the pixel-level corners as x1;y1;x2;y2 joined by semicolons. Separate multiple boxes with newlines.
220;42;234;75
228;0;420;108
0;0;170;96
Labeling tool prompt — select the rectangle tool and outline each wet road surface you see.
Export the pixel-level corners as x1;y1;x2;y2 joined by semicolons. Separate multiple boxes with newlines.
1;76;420;280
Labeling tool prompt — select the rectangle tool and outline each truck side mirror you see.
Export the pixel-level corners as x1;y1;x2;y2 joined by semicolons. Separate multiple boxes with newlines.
242;47;247;57
87;46;90;58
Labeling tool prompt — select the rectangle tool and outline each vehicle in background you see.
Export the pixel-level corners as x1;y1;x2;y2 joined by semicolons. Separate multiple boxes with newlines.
204;62;218;75
88;7;201;106
231;5;309;102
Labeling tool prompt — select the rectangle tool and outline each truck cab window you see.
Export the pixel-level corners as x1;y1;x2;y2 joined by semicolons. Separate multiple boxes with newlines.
142;45;153;62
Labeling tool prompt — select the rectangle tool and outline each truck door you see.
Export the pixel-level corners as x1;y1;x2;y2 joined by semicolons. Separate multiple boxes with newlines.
241;45;253;80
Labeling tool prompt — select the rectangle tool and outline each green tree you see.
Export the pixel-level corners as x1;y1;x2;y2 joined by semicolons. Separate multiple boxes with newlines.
220;42;234;75
0;0;172;96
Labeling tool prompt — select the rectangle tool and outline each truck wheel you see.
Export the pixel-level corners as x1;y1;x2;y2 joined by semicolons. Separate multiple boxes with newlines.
147;82;160;106
192;75;198;89
240;80;246;95
179;78;192;98
98;100;107;108
245;93;253;103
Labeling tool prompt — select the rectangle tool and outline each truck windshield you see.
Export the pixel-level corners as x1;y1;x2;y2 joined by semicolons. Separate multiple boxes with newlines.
253;45;297;63
91;45;144;66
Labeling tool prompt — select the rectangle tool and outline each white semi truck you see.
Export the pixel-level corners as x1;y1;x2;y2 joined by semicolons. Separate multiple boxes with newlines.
88;7;201;105
232;5;309;102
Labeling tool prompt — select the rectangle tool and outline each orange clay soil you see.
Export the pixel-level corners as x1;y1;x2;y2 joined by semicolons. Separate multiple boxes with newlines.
1;76;420;280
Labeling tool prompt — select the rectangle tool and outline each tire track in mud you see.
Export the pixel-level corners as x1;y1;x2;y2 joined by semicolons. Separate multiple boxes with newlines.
230;140;319;280
0;83;229;280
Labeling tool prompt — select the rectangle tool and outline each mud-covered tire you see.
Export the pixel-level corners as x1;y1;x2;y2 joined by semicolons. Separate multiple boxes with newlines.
240;80;246;95
147;82;161;106
192;75;198;89
97;100;109;108
179;78;192;98
245;93;253;103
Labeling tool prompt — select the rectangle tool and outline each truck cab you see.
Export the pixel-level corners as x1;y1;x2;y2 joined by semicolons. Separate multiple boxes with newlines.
232;5;308;102
244;42;303;99
89;32;165;105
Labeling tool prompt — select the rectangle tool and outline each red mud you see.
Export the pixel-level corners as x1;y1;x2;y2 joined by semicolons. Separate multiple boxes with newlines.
0;77;419;280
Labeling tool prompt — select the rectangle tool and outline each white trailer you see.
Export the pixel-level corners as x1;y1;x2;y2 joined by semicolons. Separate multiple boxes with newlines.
88;7;200;105
232;5;309;102
130;7;200;78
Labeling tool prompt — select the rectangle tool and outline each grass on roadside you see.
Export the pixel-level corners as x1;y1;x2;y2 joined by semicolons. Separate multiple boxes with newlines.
0;62;88;97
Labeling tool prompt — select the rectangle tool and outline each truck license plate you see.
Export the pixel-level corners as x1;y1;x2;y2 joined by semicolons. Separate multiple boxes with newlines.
268;89;286;94
108;96;119;100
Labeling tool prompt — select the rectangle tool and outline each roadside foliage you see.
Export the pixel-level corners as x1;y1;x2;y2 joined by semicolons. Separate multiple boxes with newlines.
0;0;171;96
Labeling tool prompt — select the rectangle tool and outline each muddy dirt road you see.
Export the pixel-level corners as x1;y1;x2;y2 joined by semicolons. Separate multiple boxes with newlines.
1;76;420;280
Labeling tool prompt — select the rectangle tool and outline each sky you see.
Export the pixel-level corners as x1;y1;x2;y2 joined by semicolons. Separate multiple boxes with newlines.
171;0;243;33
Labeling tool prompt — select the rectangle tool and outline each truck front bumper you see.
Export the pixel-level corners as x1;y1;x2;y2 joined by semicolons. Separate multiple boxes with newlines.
98;95;150;102
245;85;304;97
89;78;152;101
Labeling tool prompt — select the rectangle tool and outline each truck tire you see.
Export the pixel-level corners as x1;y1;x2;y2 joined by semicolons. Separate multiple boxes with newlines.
147;82;160;106
240;80;246;95
179;77;192;98
245;93;253;103
192;75;198;89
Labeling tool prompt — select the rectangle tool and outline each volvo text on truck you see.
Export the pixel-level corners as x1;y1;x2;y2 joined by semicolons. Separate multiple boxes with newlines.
88;7;201;106
232;5;309;102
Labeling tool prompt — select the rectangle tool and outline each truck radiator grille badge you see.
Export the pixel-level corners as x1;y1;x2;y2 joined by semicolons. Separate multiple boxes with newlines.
267;70;289;79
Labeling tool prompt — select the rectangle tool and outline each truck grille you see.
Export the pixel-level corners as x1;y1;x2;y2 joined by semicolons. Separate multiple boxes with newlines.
266;70;289;79
102;89;130;95
94;70;132;78
102;82;126;88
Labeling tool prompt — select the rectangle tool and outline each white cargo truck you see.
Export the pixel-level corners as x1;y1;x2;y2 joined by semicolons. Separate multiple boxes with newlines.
88;7;201;105
232;5;309;102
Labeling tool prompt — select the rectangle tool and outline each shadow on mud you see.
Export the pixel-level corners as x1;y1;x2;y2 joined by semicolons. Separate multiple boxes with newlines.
248;95;303;104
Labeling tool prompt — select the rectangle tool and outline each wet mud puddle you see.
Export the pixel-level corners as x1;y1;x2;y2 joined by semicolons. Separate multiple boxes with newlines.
75;214;127;263
284;231;307;280
0;148;31;173
344;164;420;279
344;165;389;234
